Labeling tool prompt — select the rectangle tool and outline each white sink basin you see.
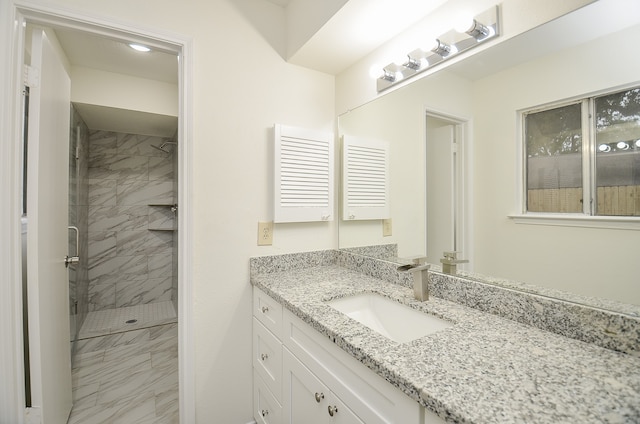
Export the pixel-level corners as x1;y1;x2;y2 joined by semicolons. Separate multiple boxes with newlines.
326;293;452;343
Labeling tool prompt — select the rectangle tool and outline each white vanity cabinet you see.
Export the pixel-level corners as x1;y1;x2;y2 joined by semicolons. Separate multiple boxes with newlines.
253;287;445;424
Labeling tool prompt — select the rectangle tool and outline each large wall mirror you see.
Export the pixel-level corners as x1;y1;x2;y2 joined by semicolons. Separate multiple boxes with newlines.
338;0;640;314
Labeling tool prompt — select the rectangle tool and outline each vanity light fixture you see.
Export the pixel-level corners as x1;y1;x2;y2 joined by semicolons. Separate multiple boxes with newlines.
456;18;492;40
430;39;455;57
598;143;611;152
369;65;398;82
394;54;422;70
129;43;151;52
381;69;398;82
373;5;500;92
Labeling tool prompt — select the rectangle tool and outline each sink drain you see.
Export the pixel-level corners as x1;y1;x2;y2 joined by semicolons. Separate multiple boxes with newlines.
125;319;138;324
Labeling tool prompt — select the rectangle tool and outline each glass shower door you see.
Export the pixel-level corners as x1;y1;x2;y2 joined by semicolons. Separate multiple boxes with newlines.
68;119;79;358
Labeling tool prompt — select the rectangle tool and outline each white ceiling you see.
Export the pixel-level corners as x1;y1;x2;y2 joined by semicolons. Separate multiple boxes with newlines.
52;27;179;137
286;0;449;75
51;0;444;135
55;28;179;84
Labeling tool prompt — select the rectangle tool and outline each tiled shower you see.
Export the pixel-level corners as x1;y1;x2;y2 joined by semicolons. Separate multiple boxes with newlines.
86;129;175;312
67;106;179;422
69;106;178;337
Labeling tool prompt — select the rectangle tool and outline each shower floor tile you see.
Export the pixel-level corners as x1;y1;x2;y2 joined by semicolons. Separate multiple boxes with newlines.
68;322;178;424
79;301;176;339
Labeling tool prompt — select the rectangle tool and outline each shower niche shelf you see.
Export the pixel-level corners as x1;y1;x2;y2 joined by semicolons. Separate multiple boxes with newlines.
148;204;177;231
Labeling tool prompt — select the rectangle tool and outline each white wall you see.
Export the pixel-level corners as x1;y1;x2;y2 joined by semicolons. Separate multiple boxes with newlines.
8;0;336;422
71;66;178;116
472;24;640;304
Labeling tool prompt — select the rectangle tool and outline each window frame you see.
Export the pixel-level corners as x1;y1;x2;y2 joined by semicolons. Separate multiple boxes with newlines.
511;83;640;230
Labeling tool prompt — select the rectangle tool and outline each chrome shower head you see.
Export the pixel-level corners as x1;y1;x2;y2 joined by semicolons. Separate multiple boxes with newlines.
151;144;168;153
150;141;177;154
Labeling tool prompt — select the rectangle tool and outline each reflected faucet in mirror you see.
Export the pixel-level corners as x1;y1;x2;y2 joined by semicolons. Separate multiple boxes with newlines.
440;251;468;275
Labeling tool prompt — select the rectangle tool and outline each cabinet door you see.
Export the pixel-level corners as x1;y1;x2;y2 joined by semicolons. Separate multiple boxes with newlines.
283;348;327;424
325;391;364;424
283;349;364;424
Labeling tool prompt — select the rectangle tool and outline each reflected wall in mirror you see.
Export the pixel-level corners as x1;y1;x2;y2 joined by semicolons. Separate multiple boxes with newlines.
338;0;640;311
339;70;473;261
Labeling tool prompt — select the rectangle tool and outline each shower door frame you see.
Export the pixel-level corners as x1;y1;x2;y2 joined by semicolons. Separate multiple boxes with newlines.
0;3;195;423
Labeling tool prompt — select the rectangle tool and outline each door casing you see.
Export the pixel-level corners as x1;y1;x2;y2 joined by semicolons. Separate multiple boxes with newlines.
424;108;474;271
0;3;195;423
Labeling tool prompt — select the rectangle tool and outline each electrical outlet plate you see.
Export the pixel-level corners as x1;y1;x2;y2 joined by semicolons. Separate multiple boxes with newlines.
382;219;392;237
258;221;273;246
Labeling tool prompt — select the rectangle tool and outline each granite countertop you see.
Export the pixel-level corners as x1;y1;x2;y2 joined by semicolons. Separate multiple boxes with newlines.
251;264;640;424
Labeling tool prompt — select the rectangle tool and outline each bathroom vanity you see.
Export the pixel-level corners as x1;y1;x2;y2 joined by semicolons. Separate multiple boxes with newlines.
250;250;640;424
253;288;437;423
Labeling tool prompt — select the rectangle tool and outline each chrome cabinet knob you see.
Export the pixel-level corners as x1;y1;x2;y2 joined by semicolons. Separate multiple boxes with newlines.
261;306;269;313
314;392;324;403
328;405;338;416
260;353;268;361
261;409;269;417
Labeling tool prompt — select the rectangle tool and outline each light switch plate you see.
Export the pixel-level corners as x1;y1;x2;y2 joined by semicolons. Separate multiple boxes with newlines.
258;221;273;246
382;219;392;237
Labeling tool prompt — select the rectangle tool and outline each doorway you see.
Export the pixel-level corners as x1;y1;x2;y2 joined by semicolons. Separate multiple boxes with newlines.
425;112;471;268
8;5;193;424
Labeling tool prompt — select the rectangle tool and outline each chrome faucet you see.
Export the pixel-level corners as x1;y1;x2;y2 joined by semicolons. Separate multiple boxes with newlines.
439;251;468;275
397;257;430;301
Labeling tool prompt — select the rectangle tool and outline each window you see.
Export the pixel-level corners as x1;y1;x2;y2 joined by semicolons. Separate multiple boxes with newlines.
524;86;640;217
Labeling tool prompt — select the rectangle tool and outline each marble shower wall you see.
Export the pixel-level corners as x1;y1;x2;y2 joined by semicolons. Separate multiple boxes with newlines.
87;130;176;311
69;105;90;341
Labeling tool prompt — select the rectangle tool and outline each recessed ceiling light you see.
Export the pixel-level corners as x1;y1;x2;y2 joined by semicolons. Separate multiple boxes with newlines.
129;43;151;52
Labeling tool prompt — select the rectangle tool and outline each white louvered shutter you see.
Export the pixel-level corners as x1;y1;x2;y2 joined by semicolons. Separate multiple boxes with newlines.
274;124;334;223
342;136;390;220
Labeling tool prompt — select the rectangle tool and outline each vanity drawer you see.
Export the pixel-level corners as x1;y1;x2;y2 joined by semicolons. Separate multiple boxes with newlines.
253;318;282;401
254;288;283;338
282;309;422;424
254;370;283;424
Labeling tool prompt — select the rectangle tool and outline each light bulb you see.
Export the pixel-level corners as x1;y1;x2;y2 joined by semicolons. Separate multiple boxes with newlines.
455;16;492;39
129;43;151;52
369;64;385;80
393;54;409;67
454;15;475;34
635;139;640;148
598;144;611;152
617;141;629;150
